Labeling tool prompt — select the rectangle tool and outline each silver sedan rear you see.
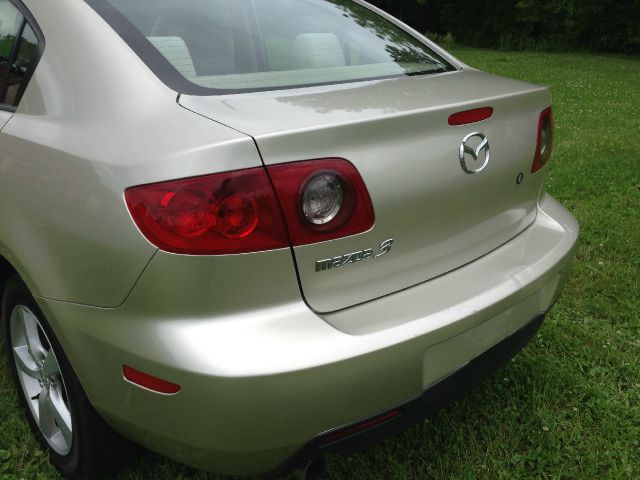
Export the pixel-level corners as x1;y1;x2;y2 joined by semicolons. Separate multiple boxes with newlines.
0;0;578;478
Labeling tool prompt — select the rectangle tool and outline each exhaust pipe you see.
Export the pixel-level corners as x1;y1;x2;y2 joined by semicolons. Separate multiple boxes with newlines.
294;458;326;480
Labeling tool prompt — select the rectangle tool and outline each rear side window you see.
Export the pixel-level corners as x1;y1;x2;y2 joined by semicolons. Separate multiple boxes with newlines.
85;0;455;95
0;0;42;109
0;1;23;86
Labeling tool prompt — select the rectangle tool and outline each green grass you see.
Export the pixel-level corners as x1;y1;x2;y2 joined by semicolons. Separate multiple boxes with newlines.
2;49;639;479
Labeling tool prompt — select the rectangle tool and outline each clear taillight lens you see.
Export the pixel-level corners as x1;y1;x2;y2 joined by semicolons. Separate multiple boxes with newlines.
301;172;345;225
125;168;289;255
268;158;375;246
531;107;554;173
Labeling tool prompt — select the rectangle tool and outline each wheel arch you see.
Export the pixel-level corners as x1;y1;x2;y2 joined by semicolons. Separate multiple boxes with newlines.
0;255;18;296
0;252;82;390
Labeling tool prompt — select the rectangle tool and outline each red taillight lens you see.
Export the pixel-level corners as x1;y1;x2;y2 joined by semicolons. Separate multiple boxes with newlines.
268;159;375;246
531;107;554;173
448;107;494;126
125;168;289;255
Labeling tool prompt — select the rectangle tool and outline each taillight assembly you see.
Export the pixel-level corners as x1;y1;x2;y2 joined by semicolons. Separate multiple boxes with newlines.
125;168;289;255
268;159;375;246
531;107;554;173
125;159;374;254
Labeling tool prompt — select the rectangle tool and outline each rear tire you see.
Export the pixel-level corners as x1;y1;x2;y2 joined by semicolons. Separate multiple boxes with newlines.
2;275;126;479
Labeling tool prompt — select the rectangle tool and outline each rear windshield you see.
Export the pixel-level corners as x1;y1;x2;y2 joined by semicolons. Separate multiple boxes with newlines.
85;0;455;94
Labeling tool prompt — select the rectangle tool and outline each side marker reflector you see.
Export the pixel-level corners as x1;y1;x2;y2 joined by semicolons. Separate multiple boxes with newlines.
123;365;181;395
319;410;401;446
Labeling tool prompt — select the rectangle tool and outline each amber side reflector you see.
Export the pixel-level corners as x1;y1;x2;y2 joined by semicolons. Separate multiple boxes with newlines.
448;107;494;126
123;365;181;394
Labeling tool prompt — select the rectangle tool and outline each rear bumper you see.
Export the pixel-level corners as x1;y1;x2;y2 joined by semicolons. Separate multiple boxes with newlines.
269;313;546;478
37;193;578;476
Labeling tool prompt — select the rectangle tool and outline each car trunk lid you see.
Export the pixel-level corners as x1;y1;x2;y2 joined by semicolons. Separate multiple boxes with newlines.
180;69;551;313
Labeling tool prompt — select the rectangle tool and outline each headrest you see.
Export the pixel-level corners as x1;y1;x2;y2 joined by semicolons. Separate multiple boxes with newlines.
291;33;346;70
147;36;197;78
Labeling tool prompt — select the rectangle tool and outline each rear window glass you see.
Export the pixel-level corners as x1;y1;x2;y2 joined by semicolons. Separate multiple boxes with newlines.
85;0;455;94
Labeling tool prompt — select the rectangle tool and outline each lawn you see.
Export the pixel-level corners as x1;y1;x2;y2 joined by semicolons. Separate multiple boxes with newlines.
1;48;639;479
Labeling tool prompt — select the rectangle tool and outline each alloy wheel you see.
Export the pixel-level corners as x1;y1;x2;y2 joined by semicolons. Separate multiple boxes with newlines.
9;305;73;456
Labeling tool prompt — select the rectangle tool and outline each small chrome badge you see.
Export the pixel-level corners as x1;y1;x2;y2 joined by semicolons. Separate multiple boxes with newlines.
315;239;394;272
459;132;490;174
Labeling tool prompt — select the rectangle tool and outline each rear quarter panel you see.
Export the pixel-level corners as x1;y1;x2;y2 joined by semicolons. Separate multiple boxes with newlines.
0;0;262;307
